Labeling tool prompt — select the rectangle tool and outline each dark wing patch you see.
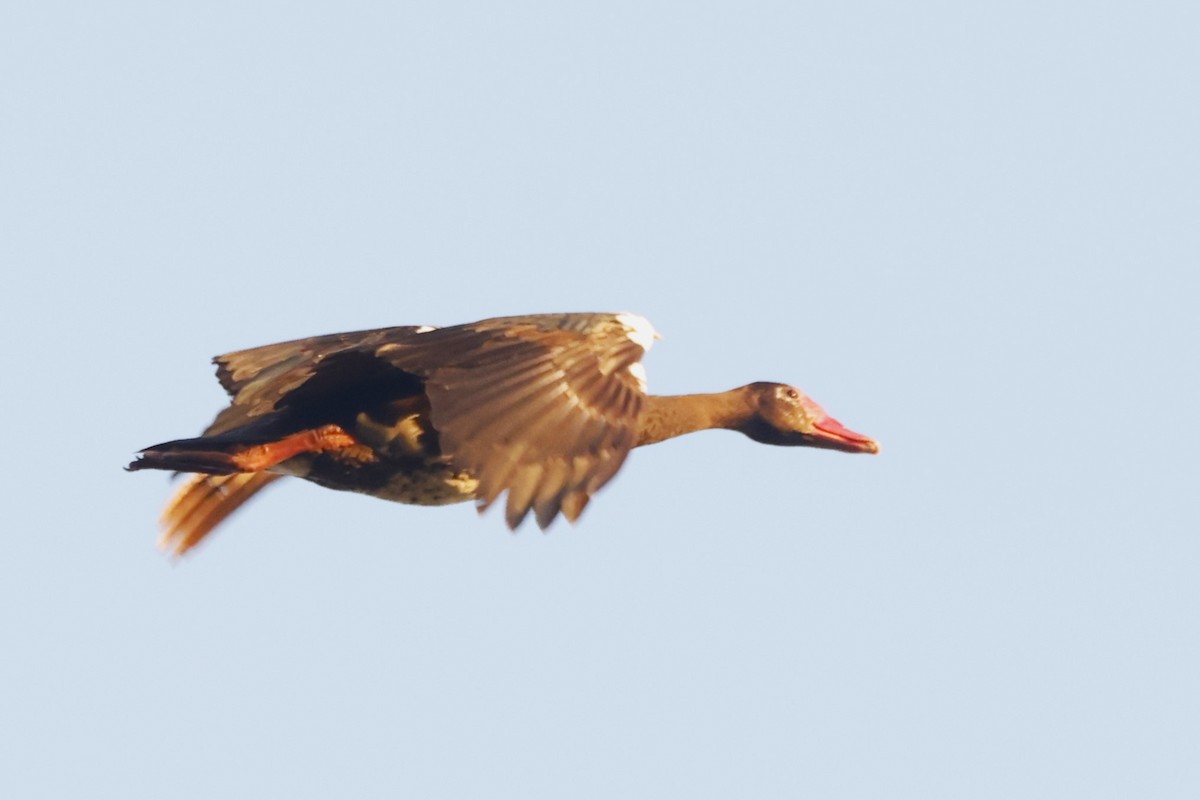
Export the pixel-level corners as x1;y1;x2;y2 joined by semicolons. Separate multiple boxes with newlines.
374;313;652;528
205;326;432;437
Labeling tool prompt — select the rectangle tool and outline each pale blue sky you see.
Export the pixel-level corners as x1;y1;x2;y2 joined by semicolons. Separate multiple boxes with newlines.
2;2;1198;798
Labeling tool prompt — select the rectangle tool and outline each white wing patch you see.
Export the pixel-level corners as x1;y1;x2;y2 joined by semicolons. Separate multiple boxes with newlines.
627;362;648;391
615;312;659;352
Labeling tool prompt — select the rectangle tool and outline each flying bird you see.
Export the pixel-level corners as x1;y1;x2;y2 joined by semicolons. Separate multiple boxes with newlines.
129;313;878;555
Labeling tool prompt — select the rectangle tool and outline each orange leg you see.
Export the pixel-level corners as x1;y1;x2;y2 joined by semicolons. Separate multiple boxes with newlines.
230;424;365;471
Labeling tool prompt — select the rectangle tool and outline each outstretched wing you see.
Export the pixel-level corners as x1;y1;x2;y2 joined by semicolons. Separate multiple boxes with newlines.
204;325;431;437
377;313;655;528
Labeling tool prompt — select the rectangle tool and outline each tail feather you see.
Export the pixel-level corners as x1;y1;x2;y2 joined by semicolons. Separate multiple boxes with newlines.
159;473;281;556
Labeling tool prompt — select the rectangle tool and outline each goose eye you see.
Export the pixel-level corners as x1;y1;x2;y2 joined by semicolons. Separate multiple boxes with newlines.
785;389;799;400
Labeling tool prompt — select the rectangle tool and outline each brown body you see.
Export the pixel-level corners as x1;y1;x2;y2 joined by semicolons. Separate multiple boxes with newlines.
131;313;878;555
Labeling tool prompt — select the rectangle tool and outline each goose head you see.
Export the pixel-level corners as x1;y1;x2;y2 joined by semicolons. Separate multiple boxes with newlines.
737;382;879;453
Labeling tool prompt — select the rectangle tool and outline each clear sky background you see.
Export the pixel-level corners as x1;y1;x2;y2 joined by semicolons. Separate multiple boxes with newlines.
2;2;1197;798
